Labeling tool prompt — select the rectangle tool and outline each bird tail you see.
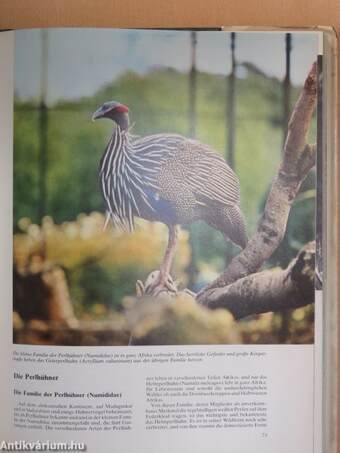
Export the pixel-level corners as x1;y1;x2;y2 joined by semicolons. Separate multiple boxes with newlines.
224;204;248;249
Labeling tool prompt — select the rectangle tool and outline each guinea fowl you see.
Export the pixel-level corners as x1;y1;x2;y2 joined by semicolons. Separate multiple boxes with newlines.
92;101;247;294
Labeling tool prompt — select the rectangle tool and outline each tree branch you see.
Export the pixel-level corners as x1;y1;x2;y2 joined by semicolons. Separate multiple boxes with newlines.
197;62;317;306
200;242;315;319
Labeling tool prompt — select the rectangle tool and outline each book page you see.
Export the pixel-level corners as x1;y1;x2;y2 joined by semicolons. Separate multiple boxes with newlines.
0;28;326;452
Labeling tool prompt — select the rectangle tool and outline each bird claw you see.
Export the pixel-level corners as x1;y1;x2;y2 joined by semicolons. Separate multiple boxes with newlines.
135;270;197;300
136;270;178;298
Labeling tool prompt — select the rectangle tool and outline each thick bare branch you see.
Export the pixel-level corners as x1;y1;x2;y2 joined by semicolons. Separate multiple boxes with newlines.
200;242;315;319
197;62;317;305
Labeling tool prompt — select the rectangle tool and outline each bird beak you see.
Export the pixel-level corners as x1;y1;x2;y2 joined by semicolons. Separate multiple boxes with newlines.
92;107;104;122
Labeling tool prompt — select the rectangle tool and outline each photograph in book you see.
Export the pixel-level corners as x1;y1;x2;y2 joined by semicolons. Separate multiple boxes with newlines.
13;29;319;346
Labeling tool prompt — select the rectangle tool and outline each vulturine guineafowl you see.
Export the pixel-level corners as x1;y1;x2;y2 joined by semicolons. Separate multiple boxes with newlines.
92;101;247;295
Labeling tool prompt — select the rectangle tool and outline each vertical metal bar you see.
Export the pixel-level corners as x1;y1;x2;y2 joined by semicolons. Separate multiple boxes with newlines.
189;31;197;138
283;33;292;145
38;29;49;223
227;32;236;169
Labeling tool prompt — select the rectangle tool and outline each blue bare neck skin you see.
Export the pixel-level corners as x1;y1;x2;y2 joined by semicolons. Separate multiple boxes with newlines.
113;112;129;131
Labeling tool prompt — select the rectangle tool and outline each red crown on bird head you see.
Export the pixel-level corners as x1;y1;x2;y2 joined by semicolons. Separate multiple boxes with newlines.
115;103;129;113
92;101;129;121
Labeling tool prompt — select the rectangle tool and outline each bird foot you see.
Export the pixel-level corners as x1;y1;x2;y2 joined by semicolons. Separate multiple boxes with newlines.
136;270;178;298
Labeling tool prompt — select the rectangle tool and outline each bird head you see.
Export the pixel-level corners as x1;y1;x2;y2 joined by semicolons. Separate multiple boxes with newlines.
92;101;129;130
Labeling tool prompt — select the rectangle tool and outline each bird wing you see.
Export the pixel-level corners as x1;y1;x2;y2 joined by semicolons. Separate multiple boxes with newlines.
176;139;241;206
130;134;241;208
128;133;186;190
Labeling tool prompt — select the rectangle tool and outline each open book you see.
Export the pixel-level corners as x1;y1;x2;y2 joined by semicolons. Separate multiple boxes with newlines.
0;27;337;453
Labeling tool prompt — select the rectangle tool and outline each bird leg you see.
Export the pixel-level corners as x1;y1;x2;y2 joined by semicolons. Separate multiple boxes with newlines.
145;225;178;296
162;225;178;277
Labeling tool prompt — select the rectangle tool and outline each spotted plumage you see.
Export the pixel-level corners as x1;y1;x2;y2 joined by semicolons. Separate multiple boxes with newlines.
93;101;247;250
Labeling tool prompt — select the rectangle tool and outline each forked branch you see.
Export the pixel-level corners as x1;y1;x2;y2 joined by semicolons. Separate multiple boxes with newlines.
197;62;318;307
